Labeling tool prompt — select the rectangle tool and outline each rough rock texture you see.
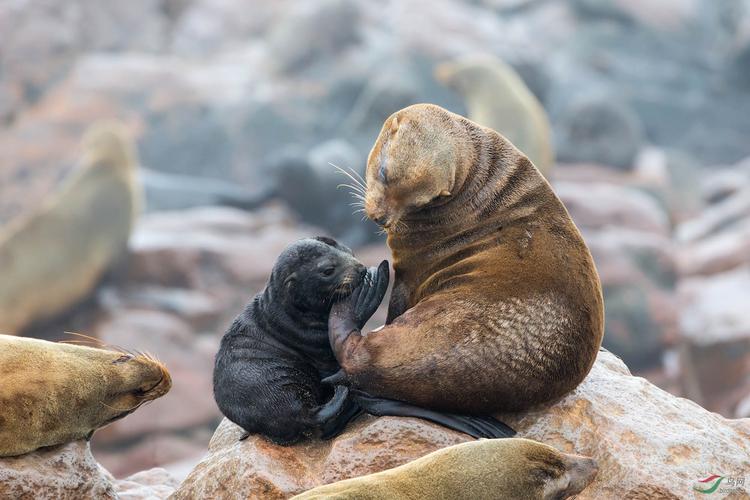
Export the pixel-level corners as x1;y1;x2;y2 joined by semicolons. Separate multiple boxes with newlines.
0;440;178;500
0;441;116;500
113;468;180;499
173;351;750;499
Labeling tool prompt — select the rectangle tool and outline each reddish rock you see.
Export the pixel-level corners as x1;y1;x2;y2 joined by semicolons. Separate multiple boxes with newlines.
173;351;750;499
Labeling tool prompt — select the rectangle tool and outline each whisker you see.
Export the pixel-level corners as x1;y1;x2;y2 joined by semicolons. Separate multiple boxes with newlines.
336;183;366;195
331;163;367;191
344;163;367;187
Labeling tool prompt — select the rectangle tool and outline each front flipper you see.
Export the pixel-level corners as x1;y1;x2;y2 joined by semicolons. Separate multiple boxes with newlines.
329;260;390;359
352;391;516;439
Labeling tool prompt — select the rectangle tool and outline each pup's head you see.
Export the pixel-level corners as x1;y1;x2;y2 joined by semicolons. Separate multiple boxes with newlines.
271;236;366;314
364;104;470;231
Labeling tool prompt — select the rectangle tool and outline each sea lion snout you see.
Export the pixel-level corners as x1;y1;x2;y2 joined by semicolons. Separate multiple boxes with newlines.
560;454;598;497
114;354;172;403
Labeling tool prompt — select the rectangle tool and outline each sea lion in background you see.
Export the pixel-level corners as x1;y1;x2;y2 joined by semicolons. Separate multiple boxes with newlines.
292;438;599;500
0;122;140;335
435;55;555;177
328;103;604;414
213;237;512;445
0;335;171;457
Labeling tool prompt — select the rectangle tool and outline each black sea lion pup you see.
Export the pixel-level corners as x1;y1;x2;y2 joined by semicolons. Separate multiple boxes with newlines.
214;237;513;445
213;237;364;444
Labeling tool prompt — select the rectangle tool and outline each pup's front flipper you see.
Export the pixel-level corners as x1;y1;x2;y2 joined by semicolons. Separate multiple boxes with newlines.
352;391;516;439
329;260;389;360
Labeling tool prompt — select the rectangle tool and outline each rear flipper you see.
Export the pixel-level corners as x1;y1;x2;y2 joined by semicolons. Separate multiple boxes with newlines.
315;385;364;440
352;391;516;439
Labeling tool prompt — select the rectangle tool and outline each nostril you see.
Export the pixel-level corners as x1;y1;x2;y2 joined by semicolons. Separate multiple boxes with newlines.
373;215;388;227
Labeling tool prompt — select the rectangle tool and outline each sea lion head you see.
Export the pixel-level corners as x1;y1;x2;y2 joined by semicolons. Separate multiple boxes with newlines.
269;236;367;315
519;440;599;499
0;335;171;457
364;104;472;231
92;349;172;426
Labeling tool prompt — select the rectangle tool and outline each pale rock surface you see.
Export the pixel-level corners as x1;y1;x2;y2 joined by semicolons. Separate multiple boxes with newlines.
0;441;179;500
173;351;750;499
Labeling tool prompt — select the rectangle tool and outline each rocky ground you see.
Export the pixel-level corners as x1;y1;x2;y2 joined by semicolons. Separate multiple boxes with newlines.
1;0;749;493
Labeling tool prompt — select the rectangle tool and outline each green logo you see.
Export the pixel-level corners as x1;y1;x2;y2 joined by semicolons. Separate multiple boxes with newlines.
693;475;724;494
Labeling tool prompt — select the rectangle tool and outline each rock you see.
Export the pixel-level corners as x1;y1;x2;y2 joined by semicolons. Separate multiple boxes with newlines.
140;168;274;213
582;228;678;368
99;433;209;480
173;351;750;499
555;96;644;170
0;439;179;500
266;0;362;74
677;266;750;414
0;441;116;500
555;182;670;235
127;204;317;296
677;219;750;277
114;468;179;500
677;184;750;242
701;165;750;205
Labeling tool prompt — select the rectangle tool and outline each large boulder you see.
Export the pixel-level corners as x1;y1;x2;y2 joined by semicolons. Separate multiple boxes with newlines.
173;351;750;499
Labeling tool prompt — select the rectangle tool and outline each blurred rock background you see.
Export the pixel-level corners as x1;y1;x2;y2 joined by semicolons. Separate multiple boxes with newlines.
0;0;749;480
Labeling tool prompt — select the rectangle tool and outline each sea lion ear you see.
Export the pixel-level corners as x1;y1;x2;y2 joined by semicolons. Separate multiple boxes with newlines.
390;115;400;133
440;190;451;197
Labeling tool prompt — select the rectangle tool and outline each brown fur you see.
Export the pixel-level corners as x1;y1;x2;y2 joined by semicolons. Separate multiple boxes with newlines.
0;335;171;457
330;103;604;413
292;438;598;500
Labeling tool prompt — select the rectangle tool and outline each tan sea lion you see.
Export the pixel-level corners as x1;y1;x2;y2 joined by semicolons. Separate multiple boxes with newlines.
327;103;604;414
0;122;140;335
292;438;598;500
435;55;555;177
0;335;171;457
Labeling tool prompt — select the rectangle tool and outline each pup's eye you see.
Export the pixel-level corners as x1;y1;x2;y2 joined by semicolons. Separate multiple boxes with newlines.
322;267;336;276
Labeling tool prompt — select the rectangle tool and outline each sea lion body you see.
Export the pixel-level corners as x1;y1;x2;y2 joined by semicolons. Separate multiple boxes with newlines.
214;237;513;444
0;335;171;457
0;123;140;335
213;237;366;445
435;55;555;177
292;438;598;500
329;104;604;414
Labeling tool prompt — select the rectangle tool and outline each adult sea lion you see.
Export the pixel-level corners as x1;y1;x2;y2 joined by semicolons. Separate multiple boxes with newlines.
292;438;599;500
435;55;555;177
328;103;604;414
213;237;512;445
0;122;140;335
0;335;171;457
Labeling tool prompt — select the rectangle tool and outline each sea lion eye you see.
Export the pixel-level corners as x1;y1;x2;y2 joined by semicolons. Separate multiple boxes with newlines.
321;267;336;276
113;354;133;364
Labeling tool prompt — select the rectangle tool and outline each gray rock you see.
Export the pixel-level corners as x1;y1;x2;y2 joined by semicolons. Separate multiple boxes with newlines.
555;96;644;170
